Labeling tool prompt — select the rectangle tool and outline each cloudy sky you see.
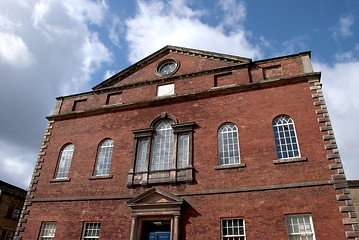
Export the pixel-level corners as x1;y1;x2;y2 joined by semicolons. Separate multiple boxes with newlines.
1;0;358;189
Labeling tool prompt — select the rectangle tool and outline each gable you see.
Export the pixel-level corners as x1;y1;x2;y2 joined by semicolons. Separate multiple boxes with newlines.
93;46;251;90
127;188;183;208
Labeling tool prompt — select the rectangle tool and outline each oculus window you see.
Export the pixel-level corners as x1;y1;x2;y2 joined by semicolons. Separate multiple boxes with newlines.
127;113;195;187
272;115;300;159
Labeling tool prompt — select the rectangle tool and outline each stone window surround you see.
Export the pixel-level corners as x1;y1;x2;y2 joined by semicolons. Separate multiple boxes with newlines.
127;113;195;188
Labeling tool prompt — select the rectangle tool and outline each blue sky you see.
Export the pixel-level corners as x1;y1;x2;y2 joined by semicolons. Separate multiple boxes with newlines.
0;0;358;189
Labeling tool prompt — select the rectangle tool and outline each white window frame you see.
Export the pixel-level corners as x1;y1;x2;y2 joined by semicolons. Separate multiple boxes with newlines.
272;115;301;159
221;218;246;240
82;222;101;240
218;123;241;165
55;144;74;179
94;139;114;176
285;214;316;240
39;222;57;240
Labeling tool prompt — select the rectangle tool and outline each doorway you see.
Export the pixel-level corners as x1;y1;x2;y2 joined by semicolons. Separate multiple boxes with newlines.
143;221;171;240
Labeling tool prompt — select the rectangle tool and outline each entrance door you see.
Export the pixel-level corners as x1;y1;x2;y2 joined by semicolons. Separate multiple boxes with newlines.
143;221;171;240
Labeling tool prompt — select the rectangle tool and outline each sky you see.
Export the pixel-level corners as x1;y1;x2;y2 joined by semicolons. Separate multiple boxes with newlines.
0;0;358;189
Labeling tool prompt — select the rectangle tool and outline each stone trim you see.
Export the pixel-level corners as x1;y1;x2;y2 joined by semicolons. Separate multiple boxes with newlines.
214;163;246;170
14;120;56;239
309;80;359;239
89;175;113;180
273;157;307;164
31;180;333;203
48;72;321;122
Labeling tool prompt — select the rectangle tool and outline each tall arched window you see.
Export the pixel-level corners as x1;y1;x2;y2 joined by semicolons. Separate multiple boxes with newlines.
128;113;195;187
94;139;114;176
150;120;174;170
218;123;240;165
55;144;74;179
272;115;300;159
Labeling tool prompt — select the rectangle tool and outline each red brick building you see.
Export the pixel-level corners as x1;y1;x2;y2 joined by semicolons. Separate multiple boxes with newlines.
15;46;359;239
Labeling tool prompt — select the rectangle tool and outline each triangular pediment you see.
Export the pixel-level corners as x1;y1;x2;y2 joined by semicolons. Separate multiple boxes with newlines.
93;45;252;90
127;188;183;208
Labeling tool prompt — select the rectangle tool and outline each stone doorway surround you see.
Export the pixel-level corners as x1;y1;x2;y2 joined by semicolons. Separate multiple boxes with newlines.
127;188;184;240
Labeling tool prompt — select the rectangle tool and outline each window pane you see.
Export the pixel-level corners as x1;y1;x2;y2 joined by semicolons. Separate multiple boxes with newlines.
39;222;57;239
94;139;114;176
83;222;101;240
178;134;189;168
272;116;301;159
150;120;174;170
136;139;148;172
285;214;315;240
222;218;245;240
218;124;240;165
55;144;74;178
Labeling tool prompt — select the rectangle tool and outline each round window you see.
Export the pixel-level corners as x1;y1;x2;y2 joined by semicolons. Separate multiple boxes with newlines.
155;58;179;76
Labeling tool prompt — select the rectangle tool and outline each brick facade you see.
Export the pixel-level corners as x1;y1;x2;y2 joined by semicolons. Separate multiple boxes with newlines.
16;46;359;239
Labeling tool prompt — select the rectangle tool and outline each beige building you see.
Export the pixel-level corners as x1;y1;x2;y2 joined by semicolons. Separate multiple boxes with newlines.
348;181;359;216
0;181;26;240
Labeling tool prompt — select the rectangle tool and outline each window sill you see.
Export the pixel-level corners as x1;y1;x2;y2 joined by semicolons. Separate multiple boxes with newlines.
273;157;307;164
89;175;113;180
214;163;246;170
49;177;71;183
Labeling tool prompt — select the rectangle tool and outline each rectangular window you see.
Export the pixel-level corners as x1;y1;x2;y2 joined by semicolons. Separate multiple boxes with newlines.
177;134;189;168
5;206;14;218
221;218;245;240
6;231;14;240
82;222;101;240
136;139;148;172
39;222;57;240
285;214;315;240
157;83;174;97
13;208;21;220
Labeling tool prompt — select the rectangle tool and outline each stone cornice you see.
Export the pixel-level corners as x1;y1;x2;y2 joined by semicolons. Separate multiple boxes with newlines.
47;72;321;122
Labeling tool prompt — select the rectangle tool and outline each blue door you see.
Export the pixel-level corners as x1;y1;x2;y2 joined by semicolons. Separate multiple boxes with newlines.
145;232;170;240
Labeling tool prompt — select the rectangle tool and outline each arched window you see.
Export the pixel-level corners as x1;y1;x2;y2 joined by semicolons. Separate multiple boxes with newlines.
55;144;74;179
128;113;195;187
272;115;300;159
94;139;114;176
150;120;175;170
218;123;240;165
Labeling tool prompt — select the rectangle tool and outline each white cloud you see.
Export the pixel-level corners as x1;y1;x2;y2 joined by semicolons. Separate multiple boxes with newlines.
0;0;111;188
125;0;261;63
0;32;35;66
331;14;355;40
313;61;359;180
218;0;246;27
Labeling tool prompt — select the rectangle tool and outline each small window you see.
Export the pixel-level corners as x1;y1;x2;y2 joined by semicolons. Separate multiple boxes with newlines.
135;139;148;172
218;123;241;165
285;214;315;240
94;139;114;176
13;208;21;220
82;222;101;240
39;222;57;240
6;231;14;240
272;116;300;159
221;218;246;240
55;144;74;179
157;83;174;97
5;206;14;218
